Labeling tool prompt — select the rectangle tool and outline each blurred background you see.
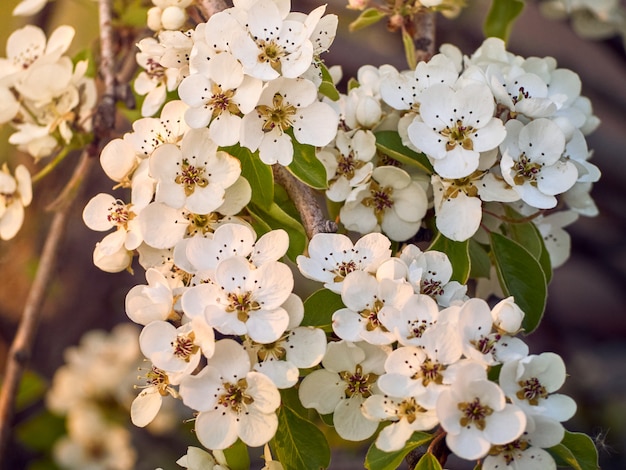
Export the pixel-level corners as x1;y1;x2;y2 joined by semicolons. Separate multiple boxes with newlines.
1;0;625;468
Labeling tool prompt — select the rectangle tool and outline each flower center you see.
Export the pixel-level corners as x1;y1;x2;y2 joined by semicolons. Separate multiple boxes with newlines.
171;332;199;362
421;279;444;297
441;120;476;152
471;333;501;355
336;153;365;180
516;377;548;405
184;212;219;237
146;366;171;396
397;397;427;424
458;397;493;430
442;170;484;200
208;84;240;119
331;260;357;283
107;200;134;229
341;364;377;398
411;358;446;386
363;180;394;221
511;86;530;105
513;153;542;186
255;338;287;361
257;40;285;72
226;291;260;322
218;378;254;413
146;57;165;79
489;439;529;464
257;93;297;133
175;158;209;196
360;298;388;332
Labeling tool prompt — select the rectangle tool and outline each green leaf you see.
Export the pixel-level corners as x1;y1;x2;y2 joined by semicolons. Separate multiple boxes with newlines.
248;202;306;261
15;410;65;452
402;27;417;71
15;370;47;411
302;289;345;332
503;217;553;285
548;431;600;470
223;439;250;470
490;232;547;333
375;131;433;174
280;387;308;419
349;8;387;32
468;239;491;279
273;406;331;470
428;233;471;284
483;0;525;42
221;144;274;209
365;432;433;470
414;452;443;470
287;137;327;190
319;62;340;102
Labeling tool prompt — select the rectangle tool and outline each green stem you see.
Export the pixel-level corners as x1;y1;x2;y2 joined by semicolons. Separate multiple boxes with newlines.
31;146;73;184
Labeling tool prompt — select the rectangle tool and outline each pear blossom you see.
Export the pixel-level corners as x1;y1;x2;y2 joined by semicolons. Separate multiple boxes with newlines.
181;255;293;343
407;82;506;179
333;270;413;345
298;340;388;441
317;129;376;202
82;193;146;256
362;393;439;452
149;128;241;214
436;361;527;460
135;37;183;116
399;246;468;306
176;447;229;470
340;166;428;241
500;118;578;209
139;318;215;374
458;298;529;366
125;268;178;325
240;76;339;165
499;353;576;439
483;441;557;470
0;164;32;240
179;339;281;449
178;52;263;146
376;324;464;409
296;232;392;293
131;364;182;428
147;0;193;31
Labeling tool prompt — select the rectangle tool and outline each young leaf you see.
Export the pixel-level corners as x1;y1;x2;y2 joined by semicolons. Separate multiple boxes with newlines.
414;452;443;470
247;202;307;261
349;8;387;32
548;431;600;470
319;62;340;101
223;439;250;470
365;432;433;470
428;233;470;284
287;136;328;190
375;131;433;174
483;0;525;42
302;289;345;332
504;217;553;284
220;144;274;209
490;232;547;333
272;405;331;470
402;27;417;71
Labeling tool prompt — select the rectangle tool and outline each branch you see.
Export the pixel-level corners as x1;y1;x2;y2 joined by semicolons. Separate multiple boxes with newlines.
272;165;337;239
0;151;94;468
413;8;436;63
192;0;228;22
0;0;118;465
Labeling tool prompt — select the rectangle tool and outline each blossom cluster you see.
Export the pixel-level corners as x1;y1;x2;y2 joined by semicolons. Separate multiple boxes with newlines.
296;232;576;467
318;37;600;264
0;24;97;240
45;324;143;470
69;0;596;468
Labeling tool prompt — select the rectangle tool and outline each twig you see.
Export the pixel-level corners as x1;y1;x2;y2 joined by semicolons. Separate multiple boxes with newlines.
272;165;337;239
0;152;93;468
